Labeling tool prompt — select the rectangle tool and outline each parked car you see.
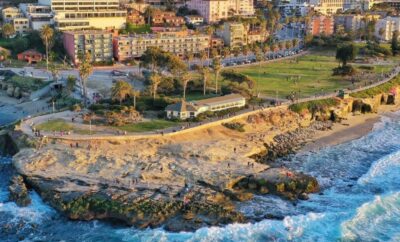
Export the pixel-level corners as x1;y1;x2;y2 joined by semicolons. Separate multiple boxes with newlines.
111;70;128;77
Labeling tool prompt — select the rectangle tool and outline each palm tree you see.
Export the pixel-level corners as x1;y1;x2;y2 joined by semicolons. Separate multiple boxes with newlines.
199;50;207;68
292;39;299;48
285;40;292;50
149;73;162;100
201;67;209;96
185;51;194;67
222;47;230;58
181;72;191;99
40;25;54;71
78;53;93;107
132;88;140;109
212;57;221;94
1;24;15;39
111;80;134;105
144;6;155;24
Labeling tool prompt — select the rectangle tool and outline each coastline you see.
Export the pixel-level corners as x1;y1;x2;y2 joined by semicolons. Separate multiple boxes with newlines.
301;103;400;152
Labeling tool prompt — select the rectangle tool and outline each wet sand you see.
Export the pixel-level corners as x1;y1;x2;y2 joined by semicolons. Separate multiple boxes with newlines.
301;104;400;152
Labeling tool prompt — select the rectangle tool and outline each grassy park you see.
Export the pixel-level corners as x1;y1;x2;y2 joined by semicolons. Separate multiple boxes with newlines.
230;50;397;99
35;119;96;135
117;119;177;133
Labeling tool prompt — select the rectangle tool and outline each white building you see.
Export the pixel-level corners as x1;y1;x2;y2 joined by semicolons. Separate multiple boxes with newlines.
1;7;23;23
165;94;246;119
185;15;204;25
375;16;400;41
186;0;254;23
38;0;126;31
12;17;30;34
19;4;53;30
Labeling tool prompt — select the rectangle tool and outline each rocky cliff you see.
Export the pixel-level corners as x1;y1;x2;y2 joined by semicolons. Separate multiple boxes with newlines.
12;108;319;231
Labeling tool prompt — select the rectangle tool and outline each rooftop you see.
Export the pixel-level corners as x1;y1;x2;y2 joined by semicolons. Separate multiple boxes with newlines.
165;100;198;112
194;94;245;107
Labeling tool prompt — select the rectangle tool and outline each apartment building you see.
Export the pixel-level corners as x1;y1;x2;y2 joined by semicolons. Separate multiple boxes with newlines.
375;17;400;41
12;18;30;34
334;14;380;32
308;15;334;36
1;7;23;23
19;4;53;30
63;30;114;65
187;0;254;23
217;22;247;47
312;0;376;15
38;0;126;31
113;31;210;61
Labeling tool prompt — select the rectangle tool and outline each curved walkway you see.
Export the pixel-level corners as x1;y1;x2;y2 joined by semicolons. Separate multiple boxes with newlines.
20;66;400;142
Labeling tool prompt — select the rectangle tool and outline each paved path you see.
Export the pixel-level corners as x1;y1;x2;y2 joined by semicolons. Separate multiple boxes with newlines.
19;65;400;141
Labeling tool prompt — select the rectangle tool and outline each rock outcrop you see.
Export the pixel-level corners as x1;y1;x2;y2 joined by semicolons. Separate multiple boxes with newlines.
11;108;322;231
8;175;31;207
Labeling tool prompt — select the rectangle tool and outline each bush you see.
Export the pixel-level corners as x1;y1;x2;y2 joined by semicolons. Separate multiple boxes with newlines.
289;98;340;113
351;76;400;98
332;65;357;76
222;122;245;132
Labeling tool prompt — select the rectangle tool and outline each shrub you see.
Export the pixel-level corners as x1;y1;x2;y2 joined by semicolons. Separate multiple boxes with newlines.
222;122;245;132
289;98;340;113
332;65;357;76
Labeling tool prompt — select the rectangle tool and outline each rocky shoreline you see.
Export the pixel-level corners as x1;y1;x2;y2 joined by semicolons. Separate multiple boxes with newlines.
6;81;400;232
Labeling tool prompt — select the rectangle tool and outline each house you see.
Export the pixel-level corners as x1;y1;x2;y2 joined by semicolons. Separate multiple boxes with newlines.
165;94;246;119
127;9;145;25
163;16;185;27
185;15;204;25
17;49;43;64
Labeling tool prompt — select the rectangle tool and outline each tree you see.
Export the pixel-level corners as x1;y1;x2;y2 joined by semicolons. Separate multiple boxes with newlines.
131;88;140;109
199;50;208;68
201;67;209;96
336;43;358;67
0;49;9;62
222;47;230;58
181;72;191;99
285;40;292;50
1;24;15;39
78;52;93;106
391;30;399;56
66;75;76;94
144;6;155;24
292;39;299;48
111;80;134;105
212;57;221;94
149;73;162;100
40;25;54;71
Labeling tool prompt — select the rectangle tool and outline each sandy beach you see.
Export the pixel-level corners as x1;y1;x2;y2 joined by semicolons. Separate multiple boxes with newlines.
301;103;400;152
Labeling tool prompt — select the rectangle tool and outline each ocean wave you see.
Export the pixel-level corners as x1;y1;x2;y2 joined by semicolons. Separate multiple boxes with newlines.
341;192;400;242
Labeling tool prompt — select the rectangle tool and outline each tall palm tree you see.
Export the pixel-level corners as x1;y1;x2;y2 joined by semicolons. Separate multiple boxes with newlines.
181;72;191;99
149;73;162;100
1;24;15;39
199;50;207;68
132;88;140;109
111;80;134;105
78;53;93;107
40;25;54;71
201;67;209;96
144;6;155;24
212;57;221;94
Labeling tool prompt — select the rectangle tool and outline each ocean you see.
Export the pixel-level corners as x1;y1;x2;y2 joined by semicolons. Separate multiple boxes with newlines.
1;112;400;241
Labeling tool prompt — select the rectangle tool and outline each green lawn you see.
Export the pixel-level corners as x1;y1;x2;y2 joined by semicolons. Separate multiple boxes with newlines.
229;51;396;99
117;119;177;133
35;119;96;134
